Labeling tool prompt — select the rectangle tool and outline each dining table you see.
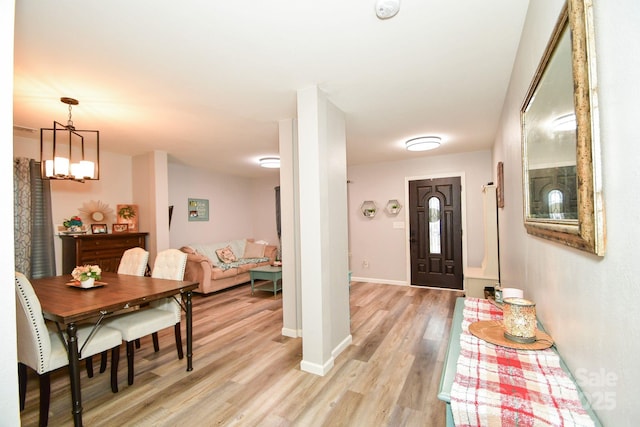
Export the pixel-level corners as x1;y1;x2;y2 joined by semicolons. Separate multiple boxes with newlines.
30;272;199;427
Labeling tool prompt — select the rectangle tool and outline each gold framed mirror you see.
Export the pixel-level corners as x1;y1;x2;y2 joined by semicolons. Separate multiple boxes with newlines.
521;0;605;256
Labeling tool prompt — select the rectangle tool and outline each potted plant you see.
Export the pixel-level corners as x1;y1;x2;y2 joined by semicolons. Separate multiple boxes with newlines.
71;264;101;288
386;200;402;215
63;216;83;233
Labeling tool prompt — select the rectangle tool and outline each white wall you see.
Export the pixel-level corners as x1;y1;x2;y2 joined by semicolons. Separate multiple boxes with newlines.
494;0;640;424
167;161;278;249
2;0;19;423
347;150;492;284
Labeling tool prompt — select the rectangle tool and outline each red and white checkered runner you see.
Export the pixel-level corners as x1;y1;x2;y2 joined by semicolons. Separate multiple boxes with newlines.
450;298;594;426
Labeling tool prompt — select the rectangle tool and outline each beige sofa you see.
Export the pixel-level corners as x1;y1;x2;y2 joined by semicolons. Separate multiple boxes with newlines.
180;239;277;294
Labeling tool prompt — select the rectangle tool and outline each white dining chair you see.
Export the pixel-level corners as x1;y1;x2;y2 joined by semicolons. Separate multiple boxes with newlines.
15;272;122;427
90;246;151;374
103;248;187;385
117;247;149;276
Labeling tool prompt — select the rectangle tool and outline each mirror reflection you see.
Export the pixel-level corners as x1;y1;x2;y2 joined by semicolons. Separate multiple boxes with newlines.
523;23;578;221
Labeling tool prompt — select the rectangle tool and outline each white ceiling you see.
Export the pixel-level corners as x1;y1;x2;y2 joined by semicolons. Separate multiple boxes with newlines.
13;0;530;178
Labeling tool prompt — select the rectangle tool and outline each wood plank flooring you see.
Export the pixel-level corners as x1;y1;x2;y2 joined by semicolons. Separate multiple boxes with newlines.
19;281;462;426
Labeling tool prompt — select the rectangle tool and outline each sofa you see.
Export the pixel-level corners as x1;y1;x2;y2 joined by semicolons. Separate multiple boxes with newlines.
180;238;277;294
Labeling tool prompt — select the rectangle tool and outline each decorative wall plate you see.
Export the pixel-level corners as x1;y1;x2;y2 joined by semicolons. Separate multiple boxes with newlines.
78;200;115;224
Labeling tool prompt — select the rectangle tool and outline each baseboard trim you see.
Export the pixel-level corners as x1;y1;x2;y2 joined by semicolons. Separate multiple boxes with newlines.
300;334;352;376
332;334;352;359
300;357;334;376
282;327;301;338
350;276;408;286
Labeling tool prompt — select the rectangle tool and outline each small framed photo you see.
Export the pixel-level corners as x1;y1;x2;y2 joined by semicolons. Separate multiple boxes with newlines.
188;198;209;221
91;224;108;234
112;223;129;233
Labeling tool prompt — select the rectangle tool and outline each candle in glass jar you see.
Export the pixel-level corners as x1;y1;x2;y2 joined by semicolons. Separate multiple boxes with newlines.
503;298;537;343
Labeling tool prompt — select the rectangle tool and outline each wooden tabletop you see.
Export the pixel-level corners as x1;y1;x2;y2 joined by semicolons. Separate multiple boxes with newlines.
30;272;199;324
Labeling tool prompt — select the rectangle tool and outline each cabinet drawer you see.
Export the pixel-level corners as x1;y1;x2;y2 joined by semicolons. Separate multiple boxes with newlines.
60;233;148;274
78;237;144;250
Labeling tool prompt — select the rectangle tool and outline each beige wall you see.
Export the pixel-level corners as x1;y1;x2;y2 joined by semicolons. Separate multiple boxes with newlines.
167;161;279;249
348;150;493;284
495;0;640;423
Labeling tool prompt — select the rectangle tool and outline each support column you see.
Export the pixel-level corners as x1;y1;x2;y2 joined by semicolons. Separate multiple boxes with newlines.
297;86;351;375
279;119;302;337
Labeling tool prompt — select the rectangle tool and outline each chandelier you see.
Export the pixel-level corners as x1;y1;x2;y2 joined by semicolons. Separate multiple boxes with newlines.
40;97;100;182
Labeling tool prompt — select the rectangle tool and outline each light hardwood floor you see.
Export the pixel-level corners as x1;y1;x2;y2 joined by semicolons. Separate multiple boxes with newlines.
19;281;462;426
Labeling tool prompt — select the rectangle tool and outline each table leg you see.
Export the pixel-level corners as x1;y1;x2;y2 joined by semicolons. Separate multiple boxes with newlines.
66;322;83;426
250;274;255;295
185;290;193;371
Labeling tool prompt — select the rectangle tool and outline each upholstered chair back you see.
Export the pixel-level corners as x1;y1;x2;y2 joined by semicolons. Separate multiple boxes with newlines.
15;272;51;374
117;247;149;276
152;249;187;281
150;249;188;321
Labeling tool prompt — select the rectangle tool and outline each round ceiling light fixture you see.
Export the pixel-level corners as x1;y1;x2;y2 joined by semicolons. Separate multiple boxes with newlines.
259;157;280;168
375;0;400;19
405;136;442;152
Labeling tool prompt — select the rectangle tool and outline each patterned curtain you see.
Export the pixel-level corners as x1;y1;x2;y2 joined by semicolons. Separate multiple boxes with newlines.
13;158;56;278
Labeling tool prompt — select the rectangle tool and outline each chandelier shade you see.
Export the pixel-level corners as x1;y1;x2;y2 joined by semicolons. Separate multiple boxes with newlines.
40;98;100;182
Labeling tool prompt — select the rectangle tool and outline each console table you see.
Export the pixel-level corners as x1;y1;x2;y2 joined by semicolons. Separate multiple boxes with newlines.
438;297;602;426
60;232;148;274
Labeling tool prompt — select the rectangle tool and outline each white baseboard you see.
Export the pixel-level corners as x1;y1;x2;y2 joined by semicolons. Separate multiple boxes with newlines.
281;327;301;338
300;357;334;376
332;334;352;359
350;276;408;286
300;334;352;376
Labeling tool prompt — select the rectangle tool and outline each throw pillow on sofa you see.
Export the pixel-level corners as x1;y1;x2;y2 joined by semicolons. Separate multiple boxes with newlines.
215;246;237;263
243;241;266;258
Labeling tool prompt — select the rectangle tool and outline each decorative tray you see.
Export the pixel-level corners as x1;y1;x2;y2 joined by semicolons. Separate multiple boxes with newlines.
65;281;107;289
469;320;554;350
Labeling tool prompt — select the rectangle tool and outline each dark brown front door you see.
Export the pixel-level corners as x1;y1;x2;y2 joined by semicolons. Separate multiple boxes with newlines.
409;177;463;289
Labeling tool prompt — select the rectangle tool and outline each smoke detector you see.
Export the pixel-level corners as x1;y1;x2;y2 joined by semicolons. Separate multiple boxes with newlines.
375;0;400;19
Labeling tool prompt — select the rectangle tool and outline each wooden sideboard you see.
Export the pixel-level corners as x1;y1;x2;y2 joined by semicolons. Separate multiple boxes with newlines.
60;232;148;274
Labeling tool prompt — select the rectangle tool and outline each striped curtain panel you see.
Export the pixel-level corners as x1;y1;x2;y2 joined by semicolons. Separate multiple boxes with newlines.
13;158;56;279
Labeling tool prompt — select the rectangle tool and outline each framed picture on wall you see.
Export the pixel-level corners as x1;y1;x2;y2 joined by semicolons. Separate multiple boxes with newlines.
188;198;209;221
117;204;139;231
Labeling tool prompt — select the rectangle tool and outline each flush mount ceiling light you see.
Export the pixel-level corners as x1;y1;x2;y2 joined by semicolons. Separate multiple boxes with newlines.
259;157;280;168
40;97;100;182
375;0;400;19
405;136;442;152
551;113;577;132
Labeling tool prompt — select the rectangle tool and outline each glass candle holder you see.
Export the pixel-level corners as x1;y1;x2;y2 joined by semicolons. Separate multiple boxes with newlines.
503;298;537;343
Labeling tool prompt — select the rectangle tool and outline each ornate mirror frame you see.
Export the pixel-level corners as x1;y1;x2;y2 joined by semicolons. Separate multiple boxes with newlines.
521;0;605;256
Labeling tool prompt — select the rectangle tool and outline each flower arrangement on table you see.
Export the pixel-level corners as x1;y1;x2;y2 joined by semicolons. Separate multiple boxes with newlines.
63;215;83;232
71;264;102;284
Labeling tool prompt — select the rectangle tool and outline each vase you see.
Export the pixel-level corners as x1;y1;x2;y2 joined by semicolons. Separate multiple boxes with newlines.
80;277;95;288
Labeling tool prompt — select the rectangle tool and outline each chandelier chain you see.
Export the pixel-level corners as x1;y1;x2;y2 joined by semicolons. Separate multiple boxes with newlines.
67;104;74;129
